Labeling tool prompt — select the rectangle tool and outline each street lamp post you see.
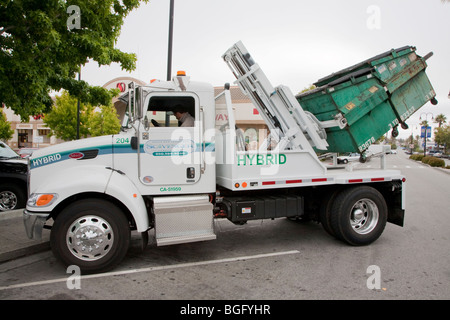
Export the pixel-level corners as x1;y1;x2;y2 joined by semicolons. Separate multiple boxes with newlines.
420;112;434;157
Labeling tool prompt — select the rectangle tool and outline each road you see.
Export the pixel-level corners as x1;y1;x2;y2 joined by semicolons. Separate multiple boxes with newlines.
0;150;449;304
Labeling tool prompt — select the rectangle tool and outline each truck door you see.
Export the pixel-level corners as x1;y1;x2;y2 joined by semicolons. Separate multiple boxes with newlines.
138;92;202;187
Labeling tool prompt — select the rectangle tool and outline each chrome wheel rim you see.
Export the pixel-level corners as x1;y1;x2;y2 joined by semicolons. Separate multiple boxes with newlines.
350;199;379;234
0;191;17;211
66;215;114;261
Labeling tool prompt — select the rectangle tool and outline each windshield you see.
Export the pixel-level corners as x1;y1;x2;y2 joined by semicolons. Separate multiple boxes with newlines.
0;142;20;159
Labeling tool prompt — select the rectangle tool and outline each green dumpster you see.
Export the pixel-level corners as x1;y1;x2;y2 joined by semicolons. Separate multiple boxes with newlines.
296;46;436;153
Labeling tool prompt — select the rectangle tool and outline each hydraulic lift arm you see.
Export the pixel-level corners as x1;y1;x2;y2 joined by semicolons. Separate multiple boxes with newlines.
222;41;333;152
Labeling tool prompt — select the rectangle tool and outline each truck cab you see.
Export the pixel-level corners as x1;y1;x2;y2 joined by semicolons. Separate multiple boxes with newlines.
114;77;216;196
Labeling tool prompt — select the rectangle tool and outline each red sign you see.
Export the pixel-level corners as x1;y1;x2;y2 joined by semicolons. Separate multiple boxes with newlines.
116;82;126;92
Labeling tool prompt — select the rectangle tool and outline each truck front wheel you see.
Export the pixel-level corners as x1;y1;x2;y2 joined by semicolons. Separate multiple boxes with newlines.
50;199;131;273
330;186;387;246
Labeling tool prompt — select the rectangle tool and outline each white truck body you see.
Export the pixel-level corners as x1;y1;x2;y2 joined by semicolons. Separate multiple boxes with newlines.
24;42;406;273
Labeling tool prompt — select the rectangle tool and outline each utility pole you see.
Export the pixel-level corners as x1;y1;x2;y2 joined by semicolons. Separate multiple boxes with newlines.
77;69;80;140
165;0;175;126
167;0;174;81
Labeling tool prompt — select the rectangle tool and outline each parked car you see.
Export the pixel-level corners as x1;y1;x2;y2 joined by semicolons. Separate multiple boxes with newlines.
0;141;28;211
337;152;360;164
433;152;443;158
18;147;38;158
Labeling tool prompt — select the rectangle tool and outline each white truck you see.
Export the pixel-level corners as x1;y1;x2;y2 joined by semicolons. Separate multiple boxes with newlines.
24;42;406;273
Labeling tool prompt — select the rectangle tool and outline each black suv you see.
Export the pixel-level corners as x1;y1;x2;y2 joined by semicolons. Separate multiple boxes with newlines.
0;141;28;211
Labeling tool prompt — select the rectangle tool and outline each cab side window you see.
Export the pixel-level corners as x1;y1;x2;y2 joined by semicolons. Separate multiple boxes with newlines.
146;96;195;127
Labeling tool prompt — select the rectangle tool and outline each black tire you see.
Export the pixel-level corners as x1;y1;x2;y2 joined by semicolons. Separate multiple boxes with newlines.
359;155;367;163
392;127;399;138
50;199;131;274
0;183;26;211
330;186;387;246
319;190;339;237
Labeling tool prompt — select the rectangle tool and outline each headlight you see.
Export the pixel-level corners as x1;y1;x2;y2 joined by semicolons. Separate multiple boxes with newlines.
27;193;58;207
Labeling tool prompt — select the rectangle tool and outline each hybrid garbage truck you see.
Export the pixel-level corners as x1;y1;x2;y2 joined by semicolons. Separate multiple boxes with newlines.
24;41;436;273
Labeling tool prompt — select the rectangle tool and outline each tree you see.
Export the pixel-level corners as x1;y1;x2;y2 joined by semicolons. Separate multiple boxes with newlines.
89;104;121;137
44;91;92;141
408;134;420;152
434;125;450;154
420;120;429;127
44;91;120;141
0;107;14;141
0;0;148;120
434;114;447;128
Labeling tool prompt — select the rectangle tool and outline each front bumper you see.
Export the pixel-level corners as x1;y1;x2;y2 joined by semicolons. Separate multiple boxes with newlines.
23;210;49;240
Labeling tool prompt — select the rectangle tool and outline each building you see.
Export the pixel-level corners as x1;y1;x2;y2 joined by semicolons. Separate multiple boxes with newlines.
3;104;60;151
4;76;267;151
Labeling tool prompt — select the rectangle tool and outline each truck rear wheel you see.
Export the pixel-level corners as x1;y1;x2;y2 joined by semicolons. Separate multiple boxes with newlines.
330;186;387;246
319;190;339;237
50;199;130;273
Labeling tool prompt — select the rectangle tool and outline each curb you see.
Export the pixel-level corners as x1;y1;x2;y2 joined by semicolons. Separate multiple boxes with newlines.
0;209;51;264
0;242;51;263
406;157;450;175
0;208;23;221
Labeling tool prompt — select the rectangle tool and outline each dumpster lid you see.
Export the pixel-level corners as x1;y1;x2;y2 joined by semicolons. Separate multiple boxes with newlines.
314;46;414;87
296;66;374;99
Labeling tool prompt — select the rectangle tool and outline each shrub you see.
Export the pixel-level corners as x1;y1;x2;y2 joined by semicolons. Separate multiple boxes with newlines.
410;154;446;167
425;157;445;167
409;154;424;161
420;156;444;167
421;156;433;164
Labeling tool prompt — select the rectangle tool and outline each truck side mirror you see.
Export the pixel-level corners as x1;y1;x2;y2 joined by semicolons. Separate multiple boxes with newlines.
131;136;138;150
127;82;144;121
135;86;144;120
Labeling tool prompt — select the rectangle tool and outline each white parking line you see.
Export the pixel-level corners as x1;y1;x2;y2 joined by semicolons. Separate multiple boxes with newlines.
0;250;300;291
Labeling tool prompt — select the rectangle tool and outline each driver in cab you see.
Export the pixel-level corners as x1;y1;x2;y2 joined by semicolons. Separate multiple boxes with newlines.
173;105;194;127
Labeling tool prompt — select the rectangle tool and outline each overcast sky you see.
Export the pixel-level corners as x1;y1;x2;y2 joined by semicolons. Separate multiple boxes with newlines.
82;0;450;139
